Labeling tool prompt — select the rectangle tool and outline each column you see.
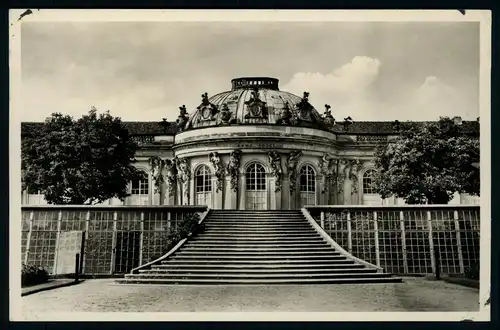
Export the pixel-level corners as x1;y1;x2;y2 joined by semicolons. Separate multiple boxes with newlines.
269;177;277;210
282;177;290;210
275;178;282;210
238;173;245;210
176;180;183;206
189;177;195;206
225;175;238;210
319;176;327;205
165;181;176;206
213;176;223;209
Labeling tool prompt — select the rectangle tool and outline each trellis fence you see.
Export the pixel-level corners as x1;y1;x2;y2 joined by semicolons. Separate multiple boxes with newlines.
305;205;480;275
21;205;207;276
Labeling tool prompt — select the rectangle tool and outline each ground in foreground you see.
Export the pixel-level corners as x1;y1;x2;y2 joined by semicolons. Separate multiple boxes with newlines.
18;277;479;318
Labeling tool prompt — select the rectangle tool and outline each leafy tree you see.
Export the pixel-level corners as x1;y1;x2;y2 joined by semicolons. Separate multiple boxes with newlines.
372;117;479;204
22;108;145;204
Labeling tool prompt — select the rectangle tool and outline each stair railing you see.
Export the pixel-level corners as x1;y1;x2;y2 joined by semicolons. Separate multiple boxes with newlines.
130;208;211;274
301;208;384;273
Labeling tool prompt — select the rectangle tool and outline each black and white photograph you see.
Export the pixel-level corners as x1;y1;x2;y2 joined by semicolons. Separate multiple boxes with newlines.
9;9;491;321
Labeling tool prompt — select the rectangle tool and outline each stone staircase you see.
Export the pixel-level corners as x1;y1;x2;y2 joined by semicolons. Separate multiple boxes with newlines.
116;210;402;284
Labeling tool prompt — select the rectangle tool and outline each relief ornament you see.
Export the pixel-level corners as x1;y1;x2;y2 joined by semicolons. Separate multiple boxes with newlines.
268;151;283;192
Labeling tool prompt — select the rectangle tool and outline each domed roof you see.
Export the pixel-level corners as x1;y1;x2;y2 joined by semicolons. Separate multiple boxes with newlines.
177;77;334;132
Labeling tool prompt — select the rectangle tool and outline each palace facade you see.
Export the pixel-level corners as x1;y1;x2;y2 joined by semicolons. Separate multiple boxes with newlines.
21;77;480;209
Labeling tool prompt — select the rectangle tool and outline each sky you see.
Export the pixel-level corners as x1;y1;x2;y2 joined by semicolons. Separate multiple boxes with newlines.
20;21;480;122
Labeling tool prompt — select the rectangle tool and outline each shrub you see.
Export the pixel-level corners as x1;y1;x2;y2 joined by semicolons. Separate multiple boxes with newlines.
464;262;479;281
166;212;202;248
21;263;49;287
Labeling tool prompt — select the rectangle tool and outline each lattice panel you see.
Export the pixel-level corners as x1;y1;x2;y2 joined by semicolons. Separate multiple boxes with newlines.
378;231;405;274
84;211;115;274
31;211;59;231
432;231;461;274
323;212;349;250
351;230;377;265
114;231;141;274
84;231;113;274
60;210;87;231
116;211;141;231
405;231;432;274
22;211;31;231
26;231;57;273
403;210;428;230
21;231;29;263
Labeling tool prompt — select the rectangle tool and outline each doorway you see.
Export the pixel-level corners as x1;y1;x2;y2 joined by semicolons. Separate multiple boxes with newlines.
245;163;268;210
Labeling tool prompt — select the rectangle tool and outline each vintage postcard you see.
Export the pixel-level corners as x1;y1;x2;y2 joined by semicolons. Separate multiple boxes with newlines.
9;9;491;322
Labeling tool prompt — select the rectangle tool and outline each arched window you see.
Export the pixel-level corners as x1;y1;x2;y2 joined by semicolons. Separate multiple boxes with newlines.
299;165;316;206
245;163;267;210
195;165;212;193
195;165;213;207
362;170;376;194
246;163;266;191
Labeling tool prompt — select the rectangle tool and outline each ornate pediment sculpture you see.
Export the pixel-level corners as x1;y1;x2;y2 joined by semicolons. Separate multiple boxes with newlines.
197;92;219;122
276;102;293;125
295;92;316;123
209;152;224;193
268;151;283;192
244;87;268;120
164;158;177;197
342;116;354;131
176;105;189;131
286;150;302;194
218;104;236;125
226;150;242;193
148;156;164;194
322;104;336;130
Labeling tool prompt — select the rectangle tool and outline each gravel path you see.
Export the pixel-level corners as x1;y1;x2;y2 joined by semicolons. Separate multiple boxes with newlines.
18;277;479;317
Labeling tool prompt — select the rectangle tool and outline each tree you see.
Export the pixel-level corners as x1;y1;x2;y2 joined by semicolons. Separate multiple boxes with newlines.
372;117;479;204
22;108;145;204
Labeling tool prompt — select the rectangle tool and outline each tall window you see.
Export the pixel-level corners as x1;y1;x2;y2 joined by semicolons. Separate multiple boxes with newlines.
363;170;376;194
196;165;212;193
195;165;212;206
245;163;267;210
299;165;316;206
299;165;316;193
246;163;266;191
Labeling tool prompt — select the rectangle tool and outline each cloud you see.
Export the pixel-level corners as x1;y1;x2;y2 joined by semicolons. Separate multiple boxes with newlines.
396;76;476;121
19;22;478;123
282;58;477;121
281;56;382;120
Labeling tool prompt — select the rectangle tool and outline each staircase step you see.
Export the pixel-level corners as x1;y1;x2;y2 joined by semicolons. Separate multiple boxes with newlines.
204;223;310;227
116;277;402;285
184;243;330;248
200;231;317;236
181;247;334;252
162;258;351;264
175;251;341;256
168;255;348;261
191;238;326;244
141;267;373;274
156;261;359;268
198;231;320;238
125;272;390;280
